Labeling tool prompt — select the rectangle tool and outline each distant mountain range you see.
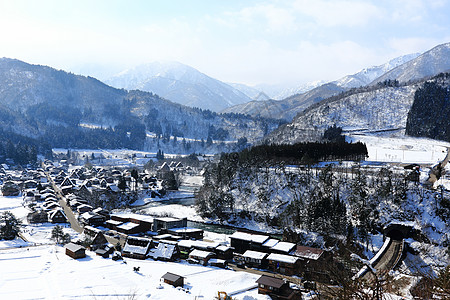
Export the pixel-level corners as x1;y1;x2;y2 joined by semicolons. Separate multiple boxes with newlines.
0;58;280;154
371;43;450;84
264;42;450;145
1;41;448;154
105;61;253;112
223;52;421;121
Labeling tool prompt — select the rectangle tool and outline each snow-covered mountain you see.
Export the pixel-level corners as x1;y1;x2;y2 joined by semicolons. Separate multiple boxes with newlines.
105;61;252;112
371;42;450;85
333;53;420;88
264;84;419;145
270;80;327;100
222;82;346;121
222;53;420;121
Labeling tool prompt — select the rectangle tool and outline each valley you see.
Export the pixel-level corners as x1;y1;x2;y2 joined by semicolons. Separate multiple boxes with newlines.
0;39;449;299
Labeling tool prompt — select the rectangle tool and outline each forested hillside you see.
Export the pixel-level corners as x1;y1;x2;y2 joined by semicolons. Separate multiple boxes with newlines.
406;73;450;142
0;58;281;154
196;154;449;267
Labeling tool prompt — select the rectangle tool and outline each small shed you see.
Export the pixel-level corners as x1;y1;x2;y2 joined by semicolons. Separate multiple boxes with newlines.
161;272;184;287
65;242;86;259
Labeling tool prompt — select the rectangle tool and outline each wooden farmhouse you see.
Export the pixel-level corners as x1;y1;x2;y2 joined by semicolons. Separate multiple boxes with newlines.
83;226;108;250
229;231;269;254
256;275;301;300
122;236;153;260
292;245;332;282
161;272;184;288
65;243;86;259
48;208;68;223
188;249;215;265
153;217;187;233
149;242;179;261
266;253;301;276
110;213;153;234
242;250;269;269
167;227;203;240
214;245;234;260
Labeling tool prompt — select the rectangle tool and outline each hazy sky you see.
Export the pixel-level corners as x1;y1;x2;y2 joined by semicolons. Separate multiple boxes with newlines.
0;0;449;86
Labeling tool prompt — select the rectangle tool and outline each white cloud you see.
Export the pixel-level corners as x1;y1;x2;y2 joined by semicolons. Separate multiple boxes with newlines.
387;37;450;55
221;3;297;34
292;0;382;27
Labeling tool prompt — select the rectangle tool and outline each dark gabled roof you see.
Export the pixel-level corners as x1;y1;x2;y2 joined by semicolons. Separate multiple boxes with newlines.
256;275;286;289
161;272;183;282
292;245;323;260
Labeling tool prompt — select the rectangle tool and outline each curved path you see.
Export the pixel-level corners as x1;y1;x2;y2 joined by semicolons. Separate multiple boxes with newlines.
355;237;404;281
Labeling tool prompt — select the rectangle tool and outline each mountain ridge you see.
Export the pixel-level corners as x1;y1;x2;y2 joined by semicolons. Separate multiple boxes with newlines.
105;61;253;112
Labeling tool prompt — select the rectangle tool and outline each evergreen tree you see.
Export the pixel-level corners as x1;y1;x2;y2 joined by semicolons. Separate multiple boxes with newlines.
51;225;71;245
0;211;21;240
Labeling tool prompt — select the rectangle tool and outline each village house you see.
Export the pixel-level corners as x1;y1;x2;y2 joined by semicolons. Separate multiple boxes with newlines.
83;226;108;250
27;210;49;223
242;250;269;269
208;258;228;268
79;211;106;226
122;236;154;260
152;217;187;233
270;241;297;255
229;231;270;254
291;245;332;282
214;245;234;260
266;253;301;276
111;213;153;234
48;208;68;223
149;242;179;261
77;204;93;214
65;242;86;259
256;275;301;300
161;272;184;288
167;227;203;240
188;249;215;265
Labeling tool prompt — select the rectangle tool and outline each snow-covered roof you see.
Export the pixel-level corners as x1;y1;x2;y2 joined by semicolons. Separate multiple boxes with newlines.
189;249;214;259
105;219;123;226
111;213;153;223
266;253;299;264
262;238;279;248
292;246;323;260
169;227;203;233
242;250;268;260
230;232;269;244
65;242;85;253
216;245;232;252
123;240;151;255
155;217;182;222
117;222;140;231
149;243;176;260
271;241;296;253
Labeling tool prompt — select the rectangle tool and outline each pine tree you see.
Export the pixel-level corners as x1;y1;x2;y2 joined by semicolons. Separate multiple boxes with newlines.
0;211;22;240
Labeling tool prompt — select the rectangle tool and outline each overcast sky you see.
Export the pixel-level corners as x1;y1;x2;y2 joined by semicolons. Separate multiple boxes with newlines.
0;0;449;86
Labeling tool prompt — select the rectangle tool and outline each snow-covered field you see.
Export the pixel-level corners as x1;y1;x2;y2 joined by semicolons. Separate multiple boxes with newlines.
349;134;450;164
0;194;268;299
0;245;268;300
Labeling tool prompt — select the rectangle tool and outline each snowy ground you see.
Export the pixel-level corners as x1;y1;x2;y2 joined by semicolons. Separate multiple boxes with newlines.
0;195;80;249
0;245;269;300
349;134;450;165
0;194;268;300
